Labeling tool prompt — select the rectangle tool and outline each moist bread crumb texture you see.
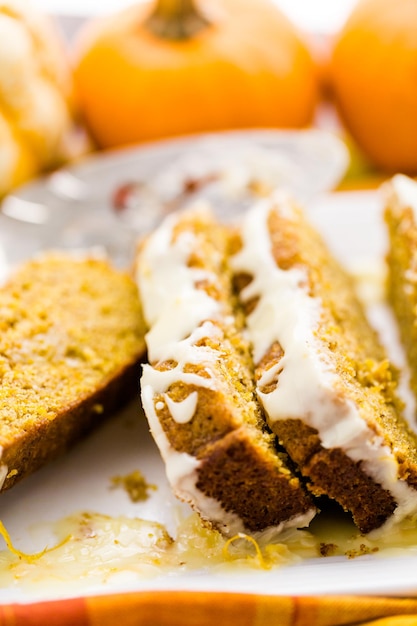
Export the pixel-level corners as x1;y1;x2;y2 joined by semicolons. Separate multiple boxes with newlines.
137;186;417;537
0;254;146;492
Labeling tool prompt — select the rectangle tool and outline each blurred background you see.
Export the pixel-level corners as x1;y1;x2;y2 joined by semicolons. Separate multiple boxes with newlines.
35;0;357;34
0;0;415;200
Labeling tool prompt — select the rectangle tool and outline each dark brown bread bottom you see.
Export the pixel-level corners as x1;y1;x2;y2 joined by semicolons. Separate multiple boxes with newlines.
195;428;314;533
272;419;396;534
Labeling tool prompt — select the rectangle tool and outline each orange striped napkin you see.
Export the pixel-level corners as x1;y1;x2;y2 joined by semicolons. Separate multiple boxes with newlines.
1;592;417;626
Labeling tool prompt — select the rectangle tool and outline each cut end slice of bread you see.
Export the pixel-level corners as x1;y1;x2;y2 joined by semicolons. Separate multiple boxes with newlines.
0;252;147;492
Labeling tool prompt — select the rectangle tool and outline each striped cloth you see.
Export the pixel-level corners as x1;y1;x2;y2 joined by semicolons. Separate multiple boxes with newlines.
1;592;417;626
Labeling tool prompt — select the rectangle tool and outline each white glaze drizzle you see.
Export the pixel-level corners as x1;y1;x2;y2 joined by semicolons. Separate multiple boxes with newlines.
163;391;198;425
137;205;249;532
136;205;224;398
231;191;417;530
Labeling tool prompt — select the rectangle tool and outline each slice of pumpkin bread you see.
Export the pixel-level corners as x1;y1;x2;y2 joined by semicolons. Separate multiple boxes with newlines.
384;174;417;410
136;205;316;538
0;253;146;492
231;190;417;534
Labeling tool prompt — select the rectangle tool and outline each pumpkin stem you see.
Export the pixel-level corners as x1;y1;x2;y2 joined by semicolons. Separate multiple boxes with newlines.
144;0;211;40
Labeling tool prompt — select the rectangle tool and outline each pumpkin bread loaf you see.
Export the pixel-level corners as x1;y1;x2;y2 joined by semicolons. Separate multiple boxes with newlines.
0;253;146;493
136;206;316;538
384;174;417;407
231;191;417;535
137;193;417;536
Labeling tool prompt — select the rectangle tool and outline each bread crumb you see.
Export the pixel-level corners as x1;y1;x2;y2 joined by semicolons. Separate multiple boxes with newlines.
110;470;157;502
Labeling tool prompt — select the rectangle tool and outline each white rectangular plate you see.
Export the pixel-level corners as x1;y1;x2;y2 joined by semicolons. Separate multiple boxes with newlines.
1;187;417;603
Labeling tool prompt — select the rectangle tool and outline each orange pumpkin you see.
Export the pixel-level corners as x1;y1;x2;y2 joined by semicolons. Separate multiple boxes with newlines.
72;0;318;148
330;0;417;174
